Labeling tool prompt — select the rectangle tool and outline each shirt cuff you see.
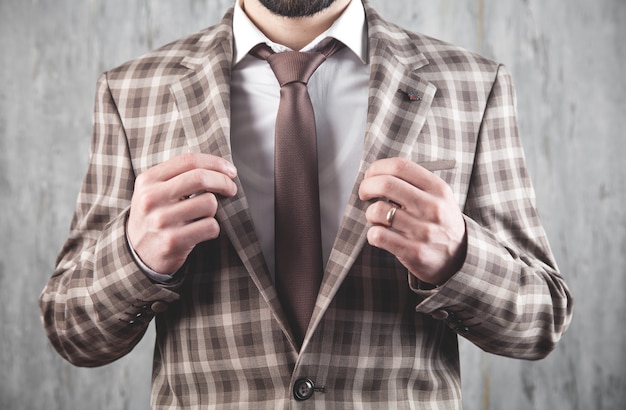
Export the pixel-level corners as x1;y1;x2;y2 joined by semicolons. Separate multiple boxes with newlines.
125;230;182;285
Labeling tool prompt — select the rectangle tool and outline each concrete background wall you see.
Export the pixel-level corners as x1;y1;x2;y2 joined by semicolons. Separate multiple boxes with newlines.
1;0;624;408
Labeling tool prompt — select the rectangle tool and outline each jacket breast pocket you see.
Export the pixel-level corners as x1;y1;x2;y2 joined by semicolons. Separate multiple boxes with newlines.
410;153;469;209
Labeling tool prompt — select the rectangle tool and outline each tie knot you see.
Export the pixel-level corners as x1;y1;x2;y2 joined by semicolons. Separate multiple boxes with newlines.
250;39;345;87
269;51;327;86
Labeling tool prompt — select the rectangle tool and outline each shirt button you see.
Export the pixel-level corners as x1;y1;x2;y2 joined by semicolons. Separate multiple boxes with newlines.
293;378;315;401
150;301;169;313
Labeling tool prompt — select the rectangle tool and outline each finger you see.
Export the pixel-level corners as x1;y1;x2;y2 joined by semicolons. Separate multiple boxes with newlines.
175;192;219;223
364;157;445;195
164;168;238;201
366;222;438;273
175;216;222;246
359;174;430;209
135;190;219;233
366;200;433;241
366;200;403;228
156;217;222;264
366;224;411;259
142;153;237;183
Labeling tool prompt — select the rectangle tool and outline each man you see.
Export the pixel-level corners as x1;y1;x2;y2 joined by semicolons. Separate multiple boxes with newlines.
40;0;573;408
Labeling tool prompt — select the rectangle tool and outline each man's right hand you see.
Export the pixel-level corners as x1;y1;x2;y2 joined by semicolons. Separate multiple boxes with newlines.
127;153;238;275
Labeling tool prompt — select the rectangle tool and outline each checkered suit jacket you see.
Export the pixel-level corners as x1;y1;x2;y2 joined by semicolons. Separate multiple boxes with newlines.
40;1;573;408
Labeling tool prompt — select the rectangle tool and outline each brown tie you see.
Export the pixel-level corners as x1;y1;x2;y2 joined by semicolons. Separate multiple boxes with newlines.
251;39;344;347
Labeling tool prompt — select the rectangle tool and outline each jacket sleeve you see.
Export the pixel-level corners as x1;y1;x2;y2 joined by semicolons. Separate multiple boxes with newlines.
39;73;181;367
412;65;573;360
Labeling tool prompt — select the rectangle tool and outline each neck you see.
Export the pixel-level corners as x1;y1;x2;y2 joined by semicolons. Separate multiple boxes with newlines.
240;0;351;50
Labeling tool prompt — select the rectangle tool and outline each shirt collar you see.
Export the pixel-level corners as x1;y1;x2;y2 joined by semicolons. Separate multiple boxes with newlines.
232;0;368;65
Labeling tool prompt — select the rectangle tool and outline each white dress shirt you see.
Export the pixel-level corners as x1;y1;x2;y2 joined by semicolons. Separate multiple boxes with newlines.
230;0;370;278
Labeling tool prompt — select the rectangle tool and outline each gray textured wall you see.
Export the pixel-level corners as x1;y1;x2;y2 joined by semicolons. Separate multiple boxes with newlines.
1;0;624;409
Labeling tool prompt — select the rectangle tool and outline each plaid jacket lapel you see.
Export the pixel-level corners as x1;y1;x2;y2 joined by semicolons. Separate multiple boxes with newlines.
169;9;296;343
305;3;437;348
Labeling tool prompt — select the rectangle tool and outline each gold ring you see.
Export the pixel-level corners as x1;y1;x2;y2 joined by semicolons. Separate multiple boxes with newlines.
385;204;398;228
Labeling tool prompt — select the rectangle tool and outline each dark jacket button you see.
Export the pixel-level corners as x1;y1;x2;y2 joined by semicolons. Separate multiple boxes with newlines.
431;309;450;321
293;378;315;401
150;301;168;313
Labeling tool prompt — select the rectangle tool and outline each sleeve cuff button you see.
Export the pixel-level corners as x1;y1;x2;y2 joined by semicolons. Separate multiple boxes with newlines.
150;301;169;313
431;310;450;321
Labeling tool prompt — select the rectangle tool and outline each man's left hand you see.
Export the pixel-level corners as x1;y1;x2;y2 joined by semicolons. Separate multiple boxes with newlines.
358;158;467;286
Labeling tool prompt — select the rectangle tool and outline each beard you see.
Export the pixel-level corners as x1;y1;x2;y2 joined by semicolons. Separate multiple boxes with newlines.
258;0;337;17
